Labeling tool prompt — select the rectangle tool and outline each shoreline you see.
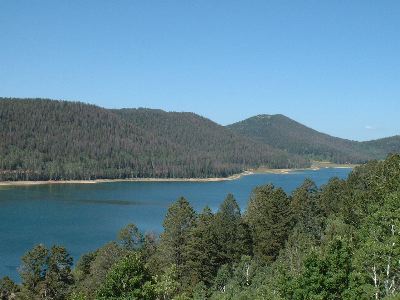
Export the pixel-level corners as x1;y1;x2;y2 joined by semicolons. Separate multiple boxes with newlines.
0;163;355;187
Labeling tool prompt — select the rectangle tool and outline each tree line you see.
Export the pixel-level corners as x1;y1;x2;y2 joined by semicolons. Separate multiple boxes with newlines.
2;155;400;299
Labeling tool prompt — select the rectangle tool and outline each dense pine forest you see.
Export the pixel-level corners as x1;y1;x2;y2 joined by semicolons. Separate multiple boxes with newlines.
2;155;400;299
0;98;307;181
1;98;399;182
227;114;400;163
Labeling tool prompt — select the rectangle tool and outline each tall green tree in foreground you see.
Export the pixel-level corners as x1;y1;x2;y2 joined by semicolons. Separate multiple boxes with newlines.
246;184;291;263
159;197;196;289
214;194;252;266
291;179;324;241
186;207;220;288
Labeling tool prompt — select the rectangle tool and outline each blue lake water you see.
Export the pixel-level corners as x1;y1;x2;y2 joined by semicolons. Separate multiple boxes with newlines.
0;168;352;281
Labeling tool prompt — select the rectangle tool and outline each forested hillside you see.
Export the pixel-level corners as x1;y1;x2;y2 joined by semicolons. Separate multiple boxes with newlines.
361;135;400;158
0;98;307;181
1;98;398;182
115;108;302;170
2;155;400;299
227;114;399;163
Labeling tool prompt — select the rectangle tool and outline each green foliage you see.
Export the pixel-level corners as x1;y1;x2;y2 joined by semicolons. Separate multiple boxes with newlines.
153;265;180;300
213;194;252;266
192;282;208;300
212;265;232;294
19;244;73;300
288;238;353;300
318;177;347;218
140;232;159;273
275;227;316;278
352;192;400;299
159;197;196;289
186;207;220;287
246;184;291;262
68;291;87;300
291;179;324;240
96;253;155;299
73;242;127;299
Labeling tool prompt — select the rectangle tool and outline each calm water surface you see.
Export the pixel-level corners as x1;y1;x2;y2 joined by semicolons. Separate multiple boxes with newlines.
0;168;352;281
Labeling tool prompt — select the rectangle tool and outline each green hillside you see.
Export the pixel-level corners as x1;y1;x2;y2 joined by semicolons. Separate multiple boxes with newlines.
227;114;399;163
361;135;400;157
0;98;307;181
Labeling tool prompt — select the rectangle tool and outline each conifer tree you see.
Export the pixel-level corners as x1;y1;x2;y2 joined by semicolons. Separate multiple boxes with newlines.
291;179;323;240
159;197;196;288
246;184;291;262
213;194;252;266
186;207;220;287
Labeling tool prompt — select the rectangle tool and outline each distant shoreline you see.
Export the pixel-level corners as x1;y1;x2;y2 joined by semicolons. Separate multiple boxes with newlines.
0;163;355;186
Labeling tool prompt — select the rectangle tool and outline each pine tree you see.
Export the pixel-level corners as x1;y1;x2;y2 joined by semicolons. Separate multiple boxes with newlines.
186;207;220;288
213;194;252;266
291;179;323;241
246;184;291;263
159;197;196;288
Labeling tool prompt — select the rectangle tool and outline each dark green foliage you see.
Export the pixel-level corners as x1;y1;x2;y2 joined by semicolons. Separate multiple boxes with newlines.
192;282;208;300
140;232;159;271
96;253;155;299
209;257;258;300
288;238;353;300
159;197;196;288
291;179;324;241
186;207;220;287
19;244;73;300
0;98;308;181
73;242;127;298
213;194;252;265
227;114;400;163
318;177;347;218
246;185;291;262
212;265;232;294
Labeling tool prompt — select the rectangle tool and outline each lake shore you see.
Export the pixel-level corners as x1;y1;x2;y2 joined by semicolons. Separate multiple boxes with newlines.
0;162;356;186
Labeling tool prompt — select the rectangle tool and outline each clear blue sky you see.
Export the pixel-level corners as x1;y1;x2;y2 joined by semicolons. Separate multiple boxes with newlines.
1;1;399;141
